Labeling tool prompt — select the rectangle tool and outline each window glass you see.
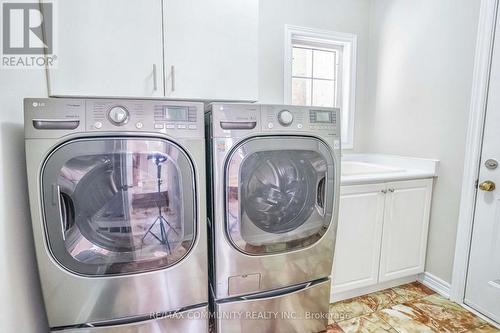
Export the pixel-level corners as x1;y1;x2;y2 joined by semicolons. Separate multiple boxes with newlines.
313;79;336;107
292;77;312;106
292;47;312;77
313;50;336;80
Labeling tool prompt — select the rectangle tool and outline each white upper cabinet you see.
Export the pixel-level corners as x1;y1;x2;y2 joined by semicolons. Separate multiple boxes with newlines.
379;179;433;282
332;183;386;293
163;0;259;101
48;0;164;97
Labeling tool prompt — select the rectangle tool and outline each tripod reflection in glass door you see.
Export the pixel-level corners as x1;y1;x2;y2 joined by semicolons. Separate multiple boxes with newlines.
141;153;179;254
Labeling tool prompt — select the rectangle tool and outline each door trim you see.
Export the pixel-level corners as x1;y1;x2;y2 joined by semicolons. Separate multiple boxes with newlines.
451;0;499;303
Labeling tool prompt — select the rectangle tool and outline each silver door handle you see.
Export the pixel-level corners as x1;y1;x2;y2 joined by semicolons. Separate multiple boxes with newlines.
171;65;175;92
153;64;158;91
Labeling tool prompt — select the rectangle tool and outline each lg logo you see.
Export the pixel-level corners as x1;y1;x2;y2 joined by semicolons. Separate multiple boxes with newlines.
2;2;53;54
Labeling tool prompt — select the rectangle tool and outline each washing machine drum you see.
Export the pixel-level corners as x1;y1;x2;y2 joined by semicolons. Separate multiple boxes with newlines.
71;157;134;252
240;151;316;234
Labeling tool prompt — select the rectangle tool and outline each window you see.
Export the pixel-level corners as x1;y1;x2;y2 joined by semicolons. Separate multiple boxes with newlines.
291;46;341;107
285;25;357;148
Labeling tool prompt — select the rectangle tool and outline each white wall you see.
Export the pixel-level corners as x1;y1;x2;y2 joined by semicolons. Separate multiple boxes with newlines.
363;0;481;283
258;0;371;150
0;69;48;332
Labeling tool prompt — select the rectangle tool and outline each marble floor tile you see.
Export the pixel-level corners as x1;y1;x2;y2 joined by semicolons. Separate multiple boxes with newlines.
327;282;497;333
391;281;436;302
376;303;445;332
465;324;500;332
337;312;397;333
358;288;408;312
329;297;374;322
323;323;345;333
409;294;486;332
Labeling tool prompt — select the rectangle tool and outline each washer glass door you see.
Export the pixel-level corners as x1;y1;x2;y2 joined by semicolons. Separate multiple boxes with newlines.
42;138;196;275
225;136;335;255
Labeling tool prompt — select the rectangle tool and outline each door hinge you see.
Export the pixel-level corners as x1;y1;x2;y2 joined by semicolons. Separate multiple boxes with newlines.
474;179;479;189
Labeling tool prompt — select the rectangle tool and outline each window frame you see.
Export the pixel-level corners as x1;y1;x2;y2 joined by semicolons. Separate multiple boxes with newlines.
284;25;357;149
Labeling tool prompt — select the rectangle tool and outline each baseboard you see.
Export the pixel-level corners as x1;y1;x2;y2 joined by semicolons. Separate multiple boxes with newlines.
331;275;418;302
418;272;451;298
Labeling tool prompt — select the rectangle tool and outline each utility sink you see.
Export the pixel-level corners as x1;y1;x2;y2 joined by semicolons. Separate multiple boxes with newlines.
341;161;405;176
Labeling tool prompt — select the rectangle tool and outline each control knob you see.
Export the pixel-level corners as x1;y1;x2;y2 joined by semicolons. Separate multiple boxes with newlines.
108;106;129;126
278;110;293;126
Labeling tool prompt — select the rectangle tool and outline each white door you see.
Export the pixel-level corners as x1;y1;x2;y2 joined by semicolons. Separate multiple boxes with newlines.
465;10;500;323
379;179;432;282
332;184;386;294
163;0;258;101
48;0;164;97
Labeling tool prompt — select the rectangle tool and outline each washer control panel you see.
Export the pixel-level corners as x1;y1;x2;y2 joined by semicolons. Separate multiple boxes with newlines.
86;99;204;137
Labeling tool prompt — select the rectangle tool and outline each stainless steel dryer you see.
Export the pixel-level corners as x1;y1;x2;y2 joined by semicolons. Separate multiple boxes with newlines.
206;103;340;332
24;98;208;332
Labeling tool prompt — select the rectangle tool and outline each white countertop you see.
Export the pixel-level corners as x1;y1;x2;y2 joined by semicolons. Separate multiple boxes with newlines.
341;154;440;186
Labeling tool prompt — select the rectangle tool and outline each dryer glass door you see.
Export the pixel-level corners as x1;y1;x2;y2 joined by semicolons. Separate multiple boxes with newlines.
226;136;336;255
42;138;196;276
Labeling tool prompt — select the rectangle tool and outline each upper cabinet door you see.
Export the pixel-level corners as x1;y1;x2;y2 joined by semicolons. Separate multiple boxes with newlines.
379;179;433;282
48;0;164;97
163;0;258;101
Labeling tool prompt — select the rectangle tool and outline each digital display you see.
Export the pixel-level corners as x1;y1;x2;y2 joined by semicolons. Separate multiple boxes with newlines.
164;106;188;121
315;111;331;123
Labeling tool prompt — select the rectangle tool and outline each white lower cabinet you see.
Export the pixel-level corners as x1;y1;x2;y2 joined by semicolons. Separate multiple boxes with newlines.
379;180;433;282
332;179;433;295
332;183;386;293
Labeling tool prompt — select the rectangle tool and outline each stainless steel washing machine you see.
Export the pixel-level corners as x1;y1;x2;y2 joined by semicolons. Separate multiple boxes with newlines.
205;103;340;332
25;98;208;332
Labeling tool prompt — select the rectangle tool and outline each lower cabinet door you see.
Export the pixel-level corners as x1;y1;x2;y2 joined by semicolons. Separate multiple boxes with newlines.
215;279;330;333
62;306;208;333
332;184;386;294
379;179;433;282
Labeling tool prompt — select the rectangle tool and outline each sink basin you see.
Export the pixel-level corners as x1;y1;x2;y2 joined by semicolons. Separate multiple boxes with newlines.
341;161;405;176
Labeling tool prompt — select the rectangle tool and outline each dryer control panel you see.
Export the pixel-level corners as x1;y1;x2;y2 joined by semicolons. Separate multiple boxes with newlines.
261;105;339;136
86;99;204;138
24;98;204;139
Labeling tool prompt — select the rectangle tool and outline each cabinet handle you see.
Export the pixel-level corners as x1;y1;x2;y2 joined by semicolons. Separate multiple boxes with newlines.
153;64;158;91
171;65;175;92
381;189;387;194
388;188;395;193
